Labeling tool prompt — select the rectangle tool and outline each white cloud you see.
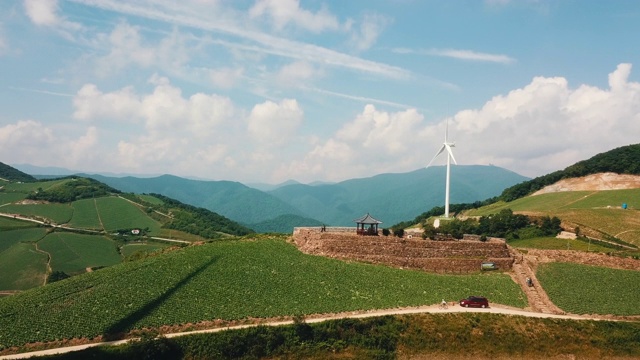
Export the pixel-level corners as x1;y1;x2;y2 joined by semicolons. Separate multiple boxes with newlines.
74;76;236;138
349;13;391;51
0;120;98;168
70;77;257;177
394;48;516;64
247;99;303;145
249;0;340;33
209;67;244;88
70;0;409;79
285;105;426;182
449;63;640;177
92;22;191;76
275;61;320;86
23;0;82;33
24;0;58;26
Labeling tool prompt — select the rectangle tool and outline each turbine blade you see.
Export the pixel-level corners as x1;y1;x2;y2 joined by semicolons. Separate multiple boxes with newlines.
445;144;457;165
426;145;446;168
445;121;449;142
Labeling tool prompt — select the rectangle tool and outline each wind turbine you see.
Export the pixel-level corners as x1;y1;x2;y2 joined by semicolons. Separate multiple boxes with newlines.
427;121;457;218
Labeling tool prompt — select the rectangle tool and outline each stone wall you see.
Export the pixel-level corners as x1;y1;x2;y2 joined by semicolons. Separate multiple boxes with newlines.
293;228;513;274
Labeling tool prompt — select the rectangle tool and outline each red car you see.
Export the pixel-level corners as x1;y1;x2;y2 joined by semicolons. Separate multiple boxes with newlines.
459;296;489;308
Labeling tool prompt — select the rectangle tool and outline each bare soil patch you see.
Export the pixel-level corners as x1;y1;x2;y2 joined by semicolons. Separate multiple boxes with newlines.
533;172;640;195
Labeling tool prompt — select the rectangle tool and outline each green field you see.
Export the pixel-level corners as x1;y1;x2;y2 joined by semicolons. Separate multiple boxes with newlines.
1;179;69;193
509;236;616;252
0;236;526;348
69;198;103;230
0;242;48;291
0;228;48;253
136;194;164;205
0;216;38;231
467;189;640;246
38;233;122;275
0;192;27;205
0;203;73;224
95;197;161;234
537;262;640;316
120;243;168;258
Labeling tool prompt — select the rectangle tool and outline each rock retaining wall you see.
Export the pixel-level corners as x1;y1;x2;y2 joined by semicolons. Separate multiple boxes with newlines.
293;227;514;273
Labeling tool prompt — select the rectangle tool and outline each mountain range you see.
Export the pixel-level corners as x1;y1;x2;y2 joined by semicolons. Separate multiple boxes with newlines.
14;164;529;232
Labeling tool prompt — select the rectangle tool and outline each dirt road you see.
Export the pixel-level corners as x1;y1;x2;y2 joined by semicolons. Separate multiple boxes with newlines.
0;303;620;360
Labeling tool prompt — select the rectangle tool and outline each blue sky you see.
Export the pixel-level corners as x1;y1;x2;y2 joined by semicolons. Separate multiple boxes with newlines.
1;0;639;183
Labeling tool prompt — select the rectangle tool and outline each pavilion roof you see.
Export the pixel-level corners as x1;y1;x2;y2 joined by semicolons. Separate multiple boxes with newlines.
352;213;382;224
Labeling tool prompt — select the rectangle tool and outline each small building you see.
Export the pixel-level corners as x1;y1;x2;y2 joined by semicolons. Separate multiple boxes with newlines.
353;213;382;236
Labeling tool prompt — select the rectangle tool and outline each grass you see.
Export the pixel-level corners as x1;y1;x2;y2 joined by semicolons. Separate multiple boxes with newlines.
1;179;69;193
38;233;122;275
0;203;73;224
0;192;27;205
0;216;39;231
155;228;208;242
0;242;48;291
509;236;615;252
136;194;164;205
537;262;640;316
69;198;103;230
0;228;48;253
95;197;161;234
120;243;168;259
31;313;640;360
0;236;526;348
466;189;640;247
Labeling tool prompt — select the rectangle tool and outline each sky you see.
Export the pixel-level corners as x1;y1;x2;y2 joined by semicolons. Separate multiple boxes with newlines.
1;0;639;184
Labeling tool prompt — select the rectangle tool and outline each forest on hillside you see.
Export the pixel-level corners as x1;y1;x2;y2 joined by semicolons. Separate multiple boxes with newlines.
0;162;36;182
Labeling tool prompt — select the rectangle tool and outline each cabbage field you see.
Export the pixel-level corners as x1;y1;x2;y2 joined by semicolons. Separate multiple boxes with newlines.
537;262;640;316
0;236;526;349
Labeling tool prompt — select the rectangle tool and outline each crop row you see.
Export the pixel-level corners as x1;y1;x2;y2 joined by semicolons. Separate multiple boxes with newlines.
536;262;640;316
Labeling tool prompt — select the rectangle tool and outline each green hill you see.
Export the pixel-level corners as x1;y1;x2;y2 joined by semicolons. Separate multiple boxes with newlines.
467;188;640;247
85;174;307;225
0;161;36;182
0;236;525;350
500;143;640;202
0;169;254;292
248;214;324;233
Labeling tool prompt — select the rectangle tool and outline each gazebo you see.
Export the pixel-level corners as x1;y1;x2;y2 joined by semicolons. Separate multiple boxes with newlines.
353;213;382;236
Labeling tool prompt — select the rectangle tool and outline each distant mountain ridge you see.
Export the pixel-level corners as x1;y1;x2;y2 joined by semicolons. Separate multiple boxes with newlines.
84;174;307;226
77;166;529;231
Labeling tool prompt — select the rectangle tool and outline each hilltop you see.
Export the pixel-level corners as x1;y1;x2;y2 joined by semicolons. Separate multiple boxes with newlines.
499;143;640;202
532;172;640;194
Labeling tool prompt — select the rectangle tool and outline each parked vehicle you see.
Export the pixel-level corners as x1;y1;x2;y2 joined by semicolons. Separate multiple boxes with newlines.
481;262;497;271
459;296;489;308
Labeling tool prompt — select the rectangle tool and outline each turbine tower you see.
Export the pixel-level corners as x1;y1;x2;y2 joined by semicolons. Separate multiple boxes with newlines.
427;121;457;218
